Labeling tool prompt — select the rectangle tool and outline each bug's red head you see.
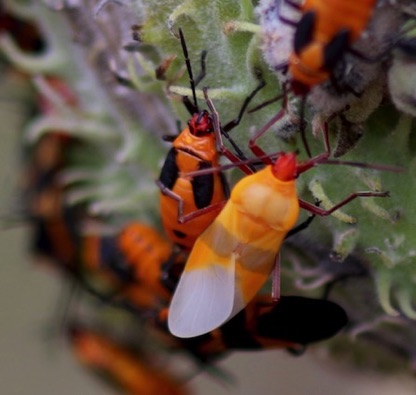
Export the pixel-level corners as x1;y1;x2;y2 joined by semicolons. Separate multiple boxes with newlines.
272;152;297;181
188;111;213;137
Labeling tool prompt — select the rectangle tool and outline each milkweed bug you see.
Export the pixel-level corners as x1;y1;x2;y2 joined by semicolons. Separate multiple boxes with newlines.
168;115;397;338
156;294;347;361
82;221;184;311
30;187;79;270
281;0;378;96
27;132;80;269
251;295;347;347
68;325;189;395
26;78;81;268
254;0;382;157
157;28;265;251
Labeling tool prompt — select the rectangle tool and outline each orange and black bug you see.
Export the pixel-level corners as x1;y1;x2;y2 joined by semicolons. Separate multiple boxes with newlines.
158;295;347;361
68;325;189;395
157;28;264;251
26;79;80;269
81;221;184;311
252;0;379;157
29;158;78;269
276;0;378;95
218;295;347;354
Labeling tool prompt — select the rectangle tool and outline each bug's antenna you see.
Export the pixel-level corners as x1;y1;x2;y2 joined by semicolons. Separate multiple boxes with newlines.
178;28;198;110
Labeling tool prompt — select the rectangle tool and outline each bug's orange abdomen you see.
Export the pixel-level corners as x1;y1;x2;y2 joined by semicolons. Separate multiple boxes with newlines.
81;222;174;307
290;0;377;93
117;223;172;302
303;0;377;43
289;44;328;87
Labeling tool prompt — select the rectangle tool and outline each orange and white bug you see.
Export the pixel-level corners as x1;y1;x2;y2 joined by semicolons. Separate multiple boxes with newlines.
168;109;396;338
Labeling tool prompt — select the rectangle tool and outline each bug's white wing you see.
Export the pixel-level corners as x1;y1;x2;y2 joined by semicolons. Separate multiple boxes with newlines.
168;255;236;338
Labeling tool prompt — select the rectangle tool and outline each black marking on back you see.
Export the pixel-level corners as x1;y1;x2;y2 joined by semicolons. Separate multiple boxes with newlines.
191;161;214;209
323;29;350;70
256;296;348;344
219;171;230;199
173;229;187;239
294;11;316;54
159;148;179;190
99;236;135;283
220;310;260;349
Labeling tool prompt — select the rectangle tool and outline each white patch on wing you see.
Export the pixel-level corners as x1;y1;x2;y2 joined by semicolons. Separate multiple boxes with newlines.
168;262;235;338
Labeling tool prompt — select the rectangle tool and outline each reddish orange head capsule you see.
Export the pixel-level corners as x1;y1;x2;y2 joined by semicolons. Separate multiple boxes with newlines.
188;111;212;136
271;152;297;181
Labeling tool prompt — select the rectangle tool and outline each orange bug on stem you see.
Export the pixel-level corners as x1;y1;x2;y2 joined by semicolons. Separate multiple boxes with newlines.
215;294;347;354
253;0;379;157
158;294;347;360
29;133;80;269
68;325;189;395
27;78;80;269
157;28;265;251
279;0;378;96
81;221;185;311
168;96;399;338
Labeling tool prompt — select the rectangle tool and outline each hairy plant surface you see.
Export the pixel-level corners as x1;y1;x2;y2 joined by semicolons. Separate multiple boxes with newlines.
3;0;416;376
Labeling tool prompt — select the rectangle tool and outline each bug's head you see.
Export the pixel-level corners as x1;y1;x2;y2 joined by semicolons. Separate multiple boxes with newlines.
271;152;297;181
188;110;213;137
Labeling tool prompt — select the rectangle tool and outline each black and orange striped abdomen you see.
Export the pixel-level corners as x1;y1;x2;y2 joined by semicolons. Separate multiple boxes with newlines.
117;222;172;302
289;0;377;92
303;0;377;43
81;222;175;308
158;124;228;251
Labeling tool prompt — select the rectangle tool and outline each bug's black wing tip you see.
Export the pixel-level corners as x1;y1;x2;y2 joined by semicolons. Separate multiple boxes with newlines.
256;295;348;344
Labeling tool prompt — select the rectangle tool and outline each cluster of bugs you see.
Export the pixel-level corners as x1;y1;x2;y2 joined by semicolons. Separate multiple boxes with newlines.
10;0;413;393
26;127;348;393
163;22;400;339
